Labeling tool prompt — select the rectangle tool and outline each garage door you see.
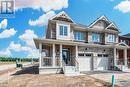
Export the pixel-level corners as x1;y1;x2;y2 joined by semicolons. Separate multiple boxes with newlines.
97;54;108;70
77;53;92;72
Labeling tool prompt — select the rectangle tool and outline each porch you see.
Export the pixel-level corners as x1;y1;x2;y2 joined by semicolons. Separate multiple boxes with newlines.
39;43;78;69
114;45;130;71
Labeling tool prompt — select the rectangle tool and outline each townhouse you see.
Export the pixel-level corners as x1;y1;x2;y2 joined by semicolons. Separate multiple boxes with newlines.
34;11;130;75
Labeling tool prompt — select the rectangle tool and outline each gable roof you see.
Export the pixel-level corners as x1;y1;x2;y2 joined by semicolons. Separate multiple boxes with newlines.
88;15;111;28
105;22;120;32
49;11;75;23
116;42;129;48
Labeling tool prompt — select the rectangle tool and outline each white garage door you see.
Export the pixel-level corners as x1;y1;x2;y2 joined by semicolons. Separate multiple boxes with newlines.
97;54;108;70
77;54;92;72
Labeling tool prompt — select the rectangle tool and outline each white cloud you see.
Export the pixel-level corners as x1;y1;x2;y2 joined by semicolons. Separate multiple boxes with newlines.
114;0;130;13
16;0;69;26
0;28;17;39
0;49;11;57
15;0;69;12
19;29;38;47
8;41;39;58
27;49;39;58
29;11;56;26
0;19;8;29
8;41;32;52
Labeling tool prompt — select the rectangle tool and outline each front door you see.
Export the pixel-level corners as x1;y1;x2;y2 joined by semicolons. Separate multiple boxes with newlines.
62;48;70;65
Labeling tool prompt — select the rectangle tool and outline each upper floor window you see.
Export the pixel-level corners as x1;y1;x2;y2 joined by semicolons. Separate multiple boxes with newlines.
59;25;68;36
107;34;115;43
74;31;85;41
120;39;129;45
92;32;101;43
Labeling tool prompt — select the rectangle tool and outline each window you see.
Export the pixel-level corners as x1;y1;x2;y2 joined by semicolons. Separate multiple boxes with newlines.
78;53;84;57
92;32;101;43
121;39;129;45
103;54;108;57
59;25;68;36
74;31;85;41
97;54;102;57
107;34;115;43
85;54;92;57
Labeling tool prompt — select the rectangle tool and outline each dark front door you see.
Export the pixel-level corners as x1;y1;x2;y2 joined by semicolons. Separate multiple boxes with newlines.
62;48;70;65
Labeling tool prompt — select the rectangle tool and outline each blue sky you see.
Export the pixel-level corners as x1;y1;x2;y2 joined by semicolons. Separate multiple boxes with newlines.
0;0;130;58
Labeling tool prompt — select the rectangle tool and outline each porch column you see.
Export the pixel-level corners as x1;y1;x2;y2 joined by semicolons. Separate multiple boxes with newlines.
52;44;56;67
75;45;78;59
39;42;42;67
114;47;117;66
124;48;127;66
60;44;62;67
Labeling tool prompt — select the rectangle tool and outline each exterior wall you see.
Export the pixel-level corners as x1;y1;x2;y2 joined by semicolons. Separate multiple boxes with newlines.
119;36;130;66
119;36;130;46
87;32;92;43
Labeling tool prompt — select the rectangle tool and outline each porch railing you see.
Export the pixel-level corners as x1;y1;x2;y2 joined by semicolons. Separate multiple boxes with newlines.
73;58;79;71
42;57;52;66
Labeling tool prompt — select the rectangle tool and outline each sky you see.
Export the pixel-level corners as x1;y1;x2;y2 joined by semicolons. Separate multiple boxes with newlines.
0;0;130;58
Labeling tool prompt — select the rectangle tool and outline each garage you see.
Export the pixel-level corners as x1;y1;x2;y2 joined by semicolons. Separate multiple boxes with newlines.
97;54;108;70
77;53;92;72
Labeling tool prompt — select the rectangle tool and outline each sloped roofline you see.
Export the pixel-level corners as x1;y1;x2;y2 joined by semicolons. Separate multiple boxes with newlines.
116;42;129;47
88;15;111;28
105;22;120;32
49;11;75;23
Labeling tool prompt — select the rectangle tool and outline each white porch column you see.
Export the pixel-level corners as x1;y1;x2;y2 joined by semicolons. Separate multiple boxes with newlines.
39;42;42;68
52;44;56;67
75;45;78;59
114;47;117;66
124;48;127;66
60;44;62;67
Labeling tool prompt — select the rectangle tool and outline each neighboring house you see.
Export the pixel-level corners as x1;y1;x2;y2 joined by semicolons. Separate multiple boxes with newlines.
119;34;130;67
34;11;130;75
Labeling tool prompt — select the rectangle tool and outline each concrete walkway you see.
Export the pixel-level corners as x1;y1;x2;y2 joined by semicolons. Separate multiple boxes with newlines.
83;71;130;87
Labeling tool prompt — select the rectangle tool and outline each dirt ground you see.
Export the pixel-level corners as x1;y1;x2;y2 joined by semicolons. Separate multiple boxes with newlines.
0;65;120;87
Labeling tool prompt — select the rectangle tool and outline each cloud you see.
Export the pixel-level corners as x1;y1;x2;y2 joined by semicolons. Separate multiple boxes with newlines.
27;49;39;58
0;19;8;29
8;41;39;58
8;41;32;52
0;49;11;57
114;0;130;13
16;0;69;26
19;29;38;47
15;0;69;12
29;11;56;26
0;28;17;39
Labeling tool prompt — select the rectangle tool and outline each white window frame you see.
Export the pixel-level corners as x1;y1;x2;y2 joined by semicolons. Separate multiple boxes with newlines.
56;23;70;40
107;34;115;43
74;31;85;41
92;32;101;43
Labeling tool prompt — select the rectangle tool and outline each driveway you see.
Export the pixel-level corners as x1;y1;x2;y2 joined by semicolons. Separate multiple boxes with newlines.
82;71;130;87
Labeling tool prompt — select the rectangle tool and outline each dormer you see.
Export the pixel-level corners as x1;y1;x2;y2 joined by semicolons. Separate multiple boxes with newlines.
47;11;75;40
50;11;75;23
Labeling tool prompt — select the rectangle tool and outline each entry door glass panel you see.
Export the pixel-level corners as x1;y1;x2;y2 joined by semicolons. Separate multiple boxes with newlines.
62;48;70;64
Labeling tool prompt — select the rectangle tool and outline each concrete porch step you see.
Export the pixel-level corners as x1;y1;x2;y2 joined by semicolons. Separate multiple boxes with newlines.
63;66;80;76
